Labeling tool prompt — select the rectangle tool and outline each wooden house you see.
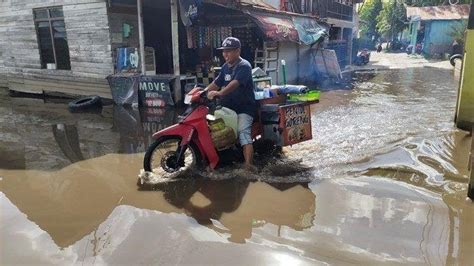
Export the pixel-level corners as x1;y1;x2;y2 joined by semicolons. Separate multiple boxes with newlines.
0;0;139;98
406;4;470;56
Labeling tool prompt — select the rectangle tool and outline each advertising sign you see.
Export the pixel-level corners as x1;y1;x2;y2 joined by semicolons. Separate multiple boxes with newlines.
179;0;201;26
279;103;312;146
138;76;175;107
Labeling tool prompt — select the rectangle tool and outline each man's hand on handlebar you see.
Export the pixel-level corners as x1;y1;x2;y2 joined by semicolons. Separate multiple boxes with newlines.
207;90;221;100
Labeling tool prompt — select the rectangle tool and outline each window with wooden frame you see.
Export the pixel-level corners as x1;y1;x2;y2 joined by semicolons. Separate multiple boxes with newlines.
33;6;71;70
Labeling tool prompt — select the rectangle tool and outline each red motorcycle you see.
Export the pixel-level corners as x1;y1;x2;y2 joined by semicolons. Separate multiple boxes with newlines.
143;87;254;177
142;86;317;180
355;48;370;65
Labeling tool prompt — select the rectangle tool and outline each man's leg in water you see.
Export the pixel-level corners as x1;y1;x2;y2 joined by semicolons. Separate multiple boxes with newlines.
242;144;253;166
237;113;254;169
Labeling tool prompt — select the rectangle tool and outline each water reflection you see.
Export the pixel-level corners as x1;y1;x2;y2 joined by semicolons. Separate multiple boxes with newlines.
0;101;180;170
2;158;471;264
0;153;315;247
52;124;84;163
112;106;178;154
352;131;471;193
141;178;315;243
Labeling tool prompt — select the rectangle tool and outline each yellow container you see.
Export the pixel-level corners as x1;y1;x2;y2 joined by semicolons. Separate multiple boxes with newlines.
209;118;226;132
211;126;236;150
214;107;238;138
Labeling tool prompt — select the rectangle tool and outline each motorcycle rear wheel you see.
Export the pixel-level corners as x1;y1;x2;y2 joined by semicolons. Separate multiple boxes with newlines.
143;136;200;177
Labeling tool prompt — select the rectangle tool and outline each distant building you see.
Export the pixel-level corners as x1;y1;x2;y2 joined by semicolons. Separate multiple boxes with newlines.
406;4;470;56
277;0;361;67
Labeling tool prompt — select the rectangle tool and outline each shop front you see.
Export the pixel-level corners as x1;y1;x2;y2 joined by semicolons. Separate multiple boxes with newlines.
107;0;330;107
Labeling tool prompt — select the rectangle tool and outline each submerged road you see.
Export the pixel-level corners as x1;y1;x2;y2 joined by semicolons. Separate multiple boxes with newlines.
1;53;473;264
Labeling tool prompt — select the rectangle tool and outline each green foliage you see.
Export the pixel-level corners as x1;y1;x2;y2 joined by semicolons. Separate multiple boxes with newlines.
358;0;469;44
404;0;471;7
449;20;468;45
359;0;384;40
376;0;407;39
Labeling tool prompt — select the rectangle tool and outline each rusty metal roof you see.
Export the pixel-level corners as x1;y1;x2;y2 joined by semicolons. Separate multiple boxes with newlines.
406;4;470;21
239;0;277;9
203;0;277;10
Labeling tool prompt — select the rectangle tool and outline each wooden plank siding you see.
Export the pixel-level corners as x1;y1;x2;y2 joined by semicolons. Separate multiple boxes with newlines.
0;0;12;87
0;0;115;98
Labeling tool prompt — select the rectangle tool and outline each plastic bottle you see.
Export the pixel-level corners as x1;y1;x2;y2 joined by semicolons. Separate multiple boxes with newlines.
263;88;271;98
214;107;238;138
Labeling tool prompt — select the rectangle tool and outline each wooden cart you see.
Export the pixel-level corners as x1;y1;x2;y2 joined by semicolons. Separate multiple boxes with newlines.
252;94;319;146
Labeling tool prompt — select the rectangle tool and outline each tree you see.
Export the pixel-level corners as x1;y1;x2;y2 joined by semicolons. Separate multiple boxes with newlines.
449;19;468;45
359;0;384;41
404;0;471;7
376;0;407;42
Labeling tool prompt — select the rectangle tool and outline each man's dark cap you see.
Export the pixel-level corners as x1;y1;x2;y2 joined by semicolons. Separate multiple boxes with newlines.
217;37;241;50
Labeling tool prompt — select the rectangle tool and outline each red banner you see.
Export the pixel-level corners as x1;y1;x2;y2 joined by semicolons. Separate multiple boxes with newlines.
246;10;299;43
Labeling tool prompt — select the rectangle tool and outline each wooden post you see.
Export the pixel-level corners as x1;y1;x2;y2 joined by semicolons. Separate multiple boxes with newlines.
296;44;300;84
137;0;146;74
170;0;182;103
455;33;474;131
469;128;474;200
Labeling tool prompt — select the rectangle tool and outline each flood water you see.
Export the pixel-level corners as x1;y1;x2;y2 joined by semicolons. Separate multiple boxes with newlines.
1;65;473;264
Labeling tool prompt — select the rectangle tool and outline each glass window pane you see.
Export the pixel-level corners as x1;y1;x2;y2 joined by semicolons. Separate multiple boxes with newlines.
52;20;71;70
49;7;64;18
34;9;48;20
36;22;55;68
52;20;67;40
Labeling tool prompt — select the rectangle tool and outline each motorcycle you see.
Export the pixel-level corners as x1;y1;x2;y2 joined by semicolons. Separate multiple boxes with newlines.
406;43;423;55
355;49;370;65
142;87;261;179
141;85;317;184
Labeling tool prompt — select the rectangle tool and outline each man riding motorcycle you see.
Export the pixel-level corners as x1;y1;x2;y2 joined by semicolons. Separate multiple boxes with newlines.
205;37;257;171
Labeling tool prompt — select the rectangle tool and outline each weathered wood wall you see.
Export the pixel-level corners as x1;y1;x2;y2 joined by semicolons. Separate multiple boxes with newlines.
0;0;11;88
0;0;114;98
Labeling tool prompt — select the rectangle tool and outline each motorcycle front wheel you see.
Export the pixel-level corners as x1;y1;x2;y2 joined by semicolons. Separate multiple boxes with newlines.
143;136;201;177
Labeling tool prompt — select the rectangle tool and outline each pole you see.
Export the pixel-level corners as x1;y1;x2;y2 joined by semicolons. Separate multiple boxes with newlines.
137;0;146;74
281;59;287;85
469;127;474;201
170;0;182;103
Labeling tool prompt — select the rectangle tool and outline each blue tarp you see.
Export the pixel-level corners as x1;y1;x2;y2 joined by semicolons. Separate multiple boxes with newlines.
245;8;329;45
292;16;329;45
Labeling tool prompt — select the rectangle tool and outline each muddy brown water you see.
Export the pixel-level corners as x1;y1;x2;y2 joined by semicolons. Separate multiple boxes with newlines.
1;66;473;264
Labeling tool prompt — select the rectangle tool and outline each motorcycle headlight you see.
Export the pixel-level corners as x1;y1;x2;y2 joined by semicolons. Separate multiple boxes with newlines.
184;94;192;105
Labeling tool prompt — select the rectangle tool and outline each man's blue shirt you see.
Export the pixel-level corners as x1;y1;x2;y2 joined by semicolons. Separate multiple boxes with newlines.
214;58;257;118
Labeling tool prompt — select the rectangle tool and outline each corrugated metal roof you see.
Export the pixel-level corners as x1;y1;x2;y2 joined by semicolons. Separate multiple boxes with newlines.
406;4;470;21
203;0;277;10
239;0;277;9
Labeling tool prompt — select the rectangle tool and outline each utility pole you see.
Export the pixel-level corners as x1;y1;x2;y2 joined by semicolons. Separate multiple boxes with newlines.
137;0;146;74
171;0;182;103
